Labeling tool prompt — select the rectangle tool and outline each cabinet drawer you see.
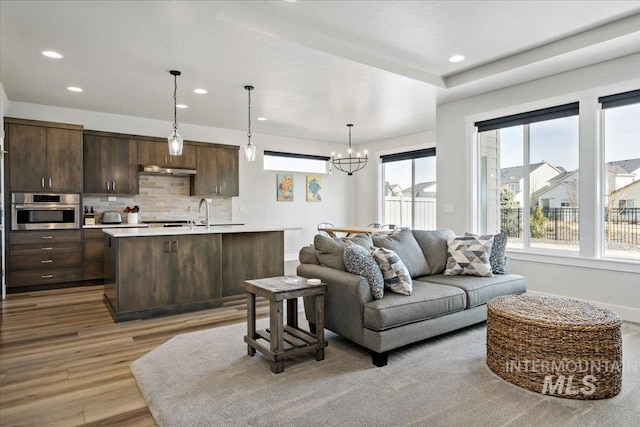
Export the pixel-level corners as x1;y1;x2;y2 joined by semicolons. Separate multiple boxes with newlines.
83;228;106;239
83;260;104;280
83;239;105;259
10;230;81;245
9;242;81;256
10;268;82;287
10;252;81;270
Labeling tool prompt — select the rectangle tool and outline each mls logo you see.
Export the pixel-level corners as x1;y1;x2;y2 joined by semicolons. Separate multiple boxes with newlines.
541;375;597;396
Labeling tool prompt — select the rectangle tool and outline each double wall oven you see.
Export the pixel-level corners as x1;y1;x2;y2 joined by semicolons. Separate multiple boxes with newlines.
11;193;81;230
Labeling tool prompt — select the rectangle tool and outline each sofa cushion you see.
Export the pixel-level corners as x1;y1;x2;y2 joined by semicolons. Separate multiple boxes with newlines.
314;234;373;271
411;229;455;275
444;235;494;277
373;230;431;278
370;246;412;295
343;242;384;300
419;274;527;308
466;231;508;274
299;246;319;265
363;280;466;331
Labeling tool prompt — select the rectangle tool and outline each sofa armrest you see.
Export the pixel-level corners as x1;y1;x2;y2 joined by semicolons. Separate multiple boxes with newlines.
297;264;373;346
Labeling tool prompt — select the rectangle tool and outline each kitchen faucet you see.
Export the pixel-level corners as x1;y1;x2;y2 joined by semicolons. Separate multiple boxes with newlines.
199;198;211;228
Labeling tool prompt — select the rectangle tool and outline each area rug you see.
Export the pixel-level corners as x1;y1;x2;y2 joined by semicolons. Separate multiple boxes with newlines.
130;320;640;427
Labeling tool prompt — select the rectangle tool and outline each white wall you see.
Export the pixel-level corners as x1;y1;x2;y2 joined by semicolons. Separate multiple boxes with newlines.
436;53;640;322
353;130;436;226
6;101;355;259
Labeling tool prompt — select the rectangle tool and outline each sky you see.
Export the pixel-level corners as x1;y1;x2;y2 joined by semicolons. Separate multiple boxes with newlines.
386;102;639;190
500;103;640;170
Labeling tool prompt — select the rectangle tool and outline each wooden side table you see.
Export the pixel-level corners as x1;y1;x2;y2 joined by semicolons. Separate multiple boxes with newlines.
244;276;328;373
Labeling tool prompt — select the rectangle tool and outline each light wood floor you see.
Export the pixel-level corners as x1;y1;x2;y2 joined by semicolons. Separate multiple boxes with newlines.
0;285;272;426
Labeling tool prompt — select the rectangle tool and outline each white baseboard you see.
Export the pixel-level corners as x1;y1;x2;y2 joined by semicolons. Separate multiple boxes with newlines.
285;253;299;262
527;290;640;324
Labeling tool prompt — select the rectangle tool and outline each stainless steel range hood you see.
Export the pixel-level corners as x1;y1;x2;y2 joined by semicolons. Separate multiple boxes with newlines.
139;165;197;176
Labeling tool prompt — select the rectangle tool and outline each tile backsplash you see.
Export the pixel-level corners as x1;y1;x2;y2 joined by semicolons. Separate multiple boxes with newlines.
83;175;232;223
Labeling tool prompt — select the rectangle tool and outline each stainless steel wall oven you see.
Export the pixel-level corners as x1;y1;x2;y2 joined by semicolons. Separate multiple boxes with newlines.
11;193;80;230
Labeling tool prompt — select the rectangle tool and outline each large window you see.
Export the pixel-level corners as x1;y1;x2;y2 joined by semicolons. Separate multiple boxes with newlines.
477;103;579;252
381;148;436;229
601;90;640;260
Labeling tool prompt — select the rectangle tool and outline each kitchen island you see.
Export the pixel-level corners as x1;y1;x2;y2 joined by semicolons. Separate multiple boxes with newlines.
103;226;294;322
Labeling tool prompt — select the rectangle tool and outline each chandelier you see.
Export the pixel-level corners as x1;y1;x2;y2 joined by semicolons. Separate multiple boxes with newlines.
167;70;183;156
331;124;367;175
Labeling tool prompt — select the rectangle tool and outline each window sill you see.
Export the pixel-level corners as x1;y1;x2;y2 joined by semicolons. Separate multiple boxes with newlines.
506;250;640;274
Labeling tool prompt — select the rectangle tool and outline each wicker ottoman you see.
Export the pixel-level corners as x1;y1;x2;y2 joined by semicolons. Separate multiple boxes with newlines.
486;294;622;399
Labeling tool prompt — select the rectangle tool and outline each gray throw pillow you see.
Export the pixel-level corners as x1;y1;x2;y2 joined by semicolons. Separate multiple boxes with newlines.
445;235;494;277
372;230;430;278
465;231;508;274
370;246;412;295
412;229;455;275
314;234;373;271
343;242;384;300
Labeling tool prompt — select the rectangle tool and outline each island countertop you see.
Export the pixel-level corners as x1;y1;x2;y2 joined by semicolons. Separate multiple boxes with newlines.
102;225;300;238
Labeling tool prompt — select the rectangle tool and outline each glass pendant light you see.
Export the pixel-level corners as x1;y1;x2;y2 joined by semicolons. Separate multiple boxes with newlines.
243;85;256;162
168;70;184;156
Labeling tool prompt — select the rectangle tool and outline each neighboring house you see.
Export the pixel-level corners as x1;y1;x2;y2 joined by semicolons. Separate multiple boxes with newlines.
606;158;640;194
500;162;564;206
402;181;437;198
534;170;579;208
609;180;640;220
384;182;404;197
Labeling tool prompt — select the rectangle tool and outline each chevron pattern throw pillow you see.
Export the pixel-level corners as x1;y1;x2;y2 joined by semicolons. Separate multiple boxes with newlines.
444;235;494;277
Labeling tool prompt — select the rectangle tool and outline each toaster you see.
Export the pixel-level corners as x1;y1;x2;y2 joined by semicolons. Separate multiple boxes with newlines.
102;211;123;224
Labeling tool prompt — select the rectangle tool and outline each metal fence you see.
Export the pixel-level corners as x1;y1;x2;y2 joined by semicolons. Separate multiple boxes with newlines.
501;208;639;244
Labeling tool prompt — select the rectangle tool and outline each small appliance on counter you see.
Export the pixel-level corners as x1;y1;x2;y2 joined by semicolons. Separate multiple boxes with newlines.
102;211;123;224
84;206;95;225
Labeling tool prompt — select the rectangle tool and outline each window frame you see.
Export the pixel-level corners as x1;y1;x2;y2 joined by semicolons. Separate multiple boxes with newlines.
466;88;640;271
263;150;330;174
380;148;436;229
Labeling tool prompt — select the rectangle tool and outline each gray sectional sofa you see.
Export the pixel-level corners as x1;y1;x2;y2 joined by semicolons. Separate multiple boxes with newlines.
297;229;527;366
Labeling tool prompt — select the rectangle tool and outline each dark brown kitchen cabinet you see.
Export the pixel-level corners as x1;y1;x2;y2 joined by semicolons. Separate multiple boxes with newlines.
221;231;284;297
5;118;83;192
190;145;239;197
8;230;82;288
83;132;138;194
82;228;106;280
105;233;222;319
137;140;196;169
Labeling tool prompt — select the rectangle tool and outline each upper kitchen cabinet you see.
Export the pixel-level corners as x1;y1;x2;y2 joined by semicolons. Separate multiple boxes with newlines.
137;139;196;169
191;145;239;197
83;131;138;195
5;118;83;193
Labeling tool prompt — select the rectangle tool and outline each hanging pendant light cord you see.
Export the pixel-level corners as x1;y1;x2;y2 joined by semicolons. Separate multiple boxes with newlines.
173;73;178;133
247;88;252;145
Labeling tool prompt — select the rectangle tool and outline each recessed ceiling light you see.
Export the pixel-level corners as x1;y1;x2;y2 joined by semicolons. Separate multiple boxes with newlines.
176;104;188;109
67;86;83;92
193;88;208;94
42;50;63;59
448;55;466;63
257;117;267;121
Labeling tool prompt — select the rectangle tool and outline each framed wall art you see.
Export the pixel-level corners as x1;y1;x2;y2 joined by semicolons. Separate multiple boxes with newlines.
277;173;294;202
306;175;322;202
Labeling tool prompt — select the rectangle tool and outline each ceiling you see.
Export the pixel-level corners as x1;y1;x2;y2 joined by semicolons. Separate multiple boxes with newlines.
1;1;639;145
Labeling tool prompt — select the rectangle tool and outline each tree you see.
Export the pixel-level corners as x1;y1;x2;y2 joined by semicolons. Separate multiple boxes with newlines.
530;205;547;239
501;187;517;209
